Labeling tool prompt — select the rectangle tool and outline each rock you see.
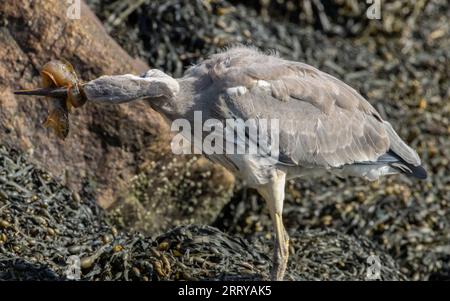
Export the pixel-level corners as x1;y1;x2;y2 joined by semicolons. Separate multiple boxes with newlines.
109;155;234;235
0;0;234;228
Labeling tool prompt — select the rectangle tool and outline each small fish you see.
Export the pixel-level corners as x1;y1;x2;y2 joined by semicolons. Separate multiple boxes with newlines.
43;105;69;140
40;61;75;140
15;60;87;140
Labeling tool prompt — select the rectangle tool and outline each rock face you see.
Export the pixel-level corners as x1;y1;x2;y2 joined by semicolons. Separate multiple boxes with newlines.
0;0;234;222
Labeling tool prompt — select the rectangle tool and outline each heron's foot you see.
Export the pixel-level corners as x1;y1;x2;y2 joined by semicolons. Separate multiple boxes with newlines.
270;235;289;281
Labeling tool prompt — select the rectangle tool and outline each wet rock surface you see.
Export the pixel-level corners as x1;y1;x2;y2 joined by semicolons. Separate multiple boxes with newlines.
109;151;234;235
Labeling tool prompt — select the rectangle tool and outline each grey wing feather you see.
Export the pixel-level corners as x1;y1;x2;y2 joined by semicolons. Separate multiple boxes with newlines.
200;47;419;168
382;121;421;165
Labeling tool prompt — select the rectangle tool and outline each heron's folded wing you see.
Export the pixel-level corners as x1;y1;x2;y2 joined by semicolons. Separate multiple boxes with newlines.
207;48;391;168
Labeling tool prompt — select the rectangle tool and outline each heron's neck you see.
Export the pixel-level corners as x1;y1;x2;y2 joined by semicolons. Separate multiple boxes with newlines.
141;69;180;97
82;70;193;120
148;75;197;121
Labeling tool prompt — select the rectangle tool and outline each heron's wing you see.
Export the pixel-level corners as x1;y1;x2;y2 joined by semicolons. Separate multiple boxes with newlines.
204;47;401;168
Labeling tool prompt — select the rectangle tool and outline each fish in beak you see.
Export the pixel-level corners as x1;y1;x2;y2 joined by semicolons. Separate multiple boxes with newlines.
14;60;87;139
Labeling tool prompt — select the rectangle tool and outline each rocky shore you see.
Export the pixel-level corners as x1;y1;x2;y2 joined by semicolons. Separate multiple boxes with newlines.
0;0;448;280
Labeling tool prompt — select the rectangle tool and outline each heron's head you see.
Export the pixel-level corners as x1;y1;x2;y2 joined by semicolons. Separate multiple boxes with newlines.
14;60;179;139
80;69;180;104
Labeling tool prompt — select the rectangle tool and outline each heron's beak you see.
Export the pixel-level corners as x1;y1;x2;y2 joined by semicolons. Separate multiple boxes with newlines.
14;87;70;98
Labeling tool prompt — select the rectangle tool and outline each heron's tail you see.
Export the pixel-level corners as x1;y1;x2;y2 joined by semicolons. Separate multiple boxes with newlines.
378;121;427;179
377;151;427;179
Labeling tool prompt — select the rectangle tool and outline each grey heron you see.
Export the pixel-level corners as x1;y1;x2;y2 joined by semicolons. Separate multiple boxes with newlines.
15;46;427;281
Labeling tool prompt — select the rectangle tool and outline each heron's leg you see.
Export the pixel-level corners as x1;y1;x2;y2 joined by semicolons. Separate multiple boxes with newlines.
257;170;289;281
